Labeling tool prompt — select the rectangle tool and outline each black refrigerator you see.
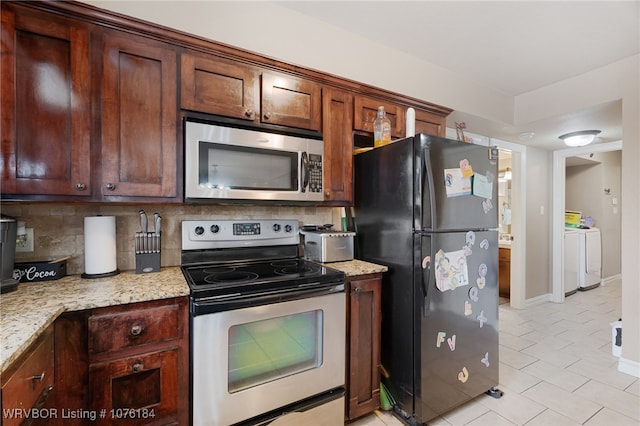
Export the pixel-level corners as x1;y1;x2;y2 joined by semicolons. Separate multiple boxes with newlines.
354;134;502;424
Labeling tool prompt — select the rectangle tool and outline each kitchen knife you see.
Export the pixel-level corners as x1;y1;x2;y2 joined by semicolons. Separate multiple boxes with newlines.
139;210;148;233
154;213;161;235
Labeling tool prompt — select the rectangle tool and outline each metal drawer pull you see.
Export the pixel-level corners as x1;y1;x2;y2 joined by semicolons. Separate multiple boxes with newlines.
130;325;142;336
132;363;143;373
75;183;86;191
32;371;46;382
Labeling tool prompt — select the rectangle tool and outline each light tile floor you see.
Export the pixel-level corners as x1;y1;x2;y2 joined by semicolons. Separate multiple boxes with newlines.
350;279;639;425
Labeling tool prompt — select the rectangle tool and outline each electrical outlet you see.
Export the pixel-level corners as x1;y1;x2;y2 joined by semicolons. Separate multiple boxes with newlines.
16;228;34;252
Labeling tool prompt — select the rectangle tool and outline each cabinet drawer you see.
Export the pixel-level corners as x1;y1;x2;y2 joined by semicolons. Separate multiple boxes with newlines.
88;304;179;356
1;327;54;426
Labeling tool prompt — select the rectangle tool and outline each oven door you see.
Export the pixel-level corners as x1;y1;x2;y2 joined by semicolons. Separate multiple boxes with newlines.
184;120;323;202
192;292;345;426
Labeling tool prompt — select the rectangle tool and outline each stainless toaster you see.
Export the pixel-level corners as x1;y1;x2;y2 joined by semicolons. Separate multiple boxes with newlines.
301;230;355;263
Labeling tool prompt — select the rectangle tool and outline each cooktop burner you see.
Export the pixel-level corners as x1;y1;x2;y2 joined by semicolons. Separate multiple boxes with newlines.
183;258;326;289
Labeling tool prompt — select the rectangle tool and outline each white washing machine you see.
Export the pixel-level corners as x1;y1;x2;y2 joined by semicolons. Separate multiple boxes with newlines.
577;227;601;290
564;229;580;295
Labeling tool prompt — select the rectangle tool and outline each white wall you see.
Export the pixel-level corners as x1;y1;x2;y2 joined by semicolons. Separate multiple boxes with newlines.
82;0;640;373
566;152;622;278
524;147;552;299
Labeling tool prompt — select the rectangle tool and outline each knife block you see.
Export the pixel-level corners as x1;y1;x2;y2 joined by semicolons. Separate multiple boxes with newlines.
136;252;160;274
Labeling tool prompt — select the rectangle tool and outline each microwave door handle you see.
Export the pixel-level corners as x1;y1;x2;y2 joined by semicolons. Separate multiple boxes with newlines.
301;151;310;192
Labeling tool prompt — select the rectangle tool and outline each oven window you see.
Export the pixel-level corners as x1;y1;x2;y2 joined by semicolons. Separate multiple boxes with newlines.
198;141;298;191
228;310;323;393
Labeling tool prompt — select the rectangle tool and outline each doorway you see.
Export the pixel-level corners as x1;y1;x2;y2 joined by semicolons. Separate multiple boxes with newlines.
551;141;623;302
491;139;526;309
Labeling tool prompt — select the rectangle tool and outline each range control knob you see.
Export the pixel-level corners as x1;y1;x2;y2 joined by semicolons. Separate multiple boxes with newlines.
194;226;205;236
284;224;293;233
273;224;281;232
210;224;220;234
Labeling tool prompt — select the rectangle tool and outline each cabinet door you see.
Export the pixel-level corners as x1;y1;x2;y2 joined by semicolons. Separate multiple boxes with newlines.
322;88;353;203
353;96;405;138
346;274;382;420
1;326;55;426
261;72;322;131
414;108;446;137
181;53;259;120
100;31;178;199
0;5;91;197
89;349;180;425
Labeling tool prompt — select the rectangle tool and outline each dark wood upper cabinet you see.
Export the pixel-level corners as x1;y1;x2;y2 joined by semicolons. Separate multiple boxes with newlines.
0;4;92;197
414;108;446;137
261;72;322;131
99;31;178;199
180;52;260;120
354;96;405;139
1;1;451;205
322;88;354;204
180;57;322;132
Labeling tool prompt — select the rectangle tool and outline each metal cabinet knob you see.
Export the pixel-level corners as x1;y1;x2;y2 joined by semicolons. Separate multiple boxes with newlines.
105;183;116;191
130;325;142;336
132;363;143;373
75;183;86;191
263;112;271;120
32;371;46;382
245;109;254;118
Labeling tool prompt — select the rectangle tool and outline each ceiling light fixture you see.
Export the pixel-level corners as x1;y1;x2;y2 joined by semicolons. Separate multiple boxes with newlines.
559;130;601;147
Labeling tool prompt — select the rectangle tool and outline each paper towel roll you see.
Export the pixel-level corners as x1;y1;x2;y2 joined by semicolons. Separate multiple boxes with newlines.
406;107;416;137
83;216;118;277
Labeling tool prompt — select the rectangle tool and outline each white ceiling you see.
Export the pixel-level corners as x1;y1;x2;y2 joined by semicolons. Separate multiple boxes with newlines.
277;1;639;150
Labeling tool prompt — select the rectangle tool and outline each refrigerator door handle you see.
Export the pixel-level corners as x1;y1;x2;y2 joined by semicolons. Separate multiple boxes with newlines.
421;259;432;317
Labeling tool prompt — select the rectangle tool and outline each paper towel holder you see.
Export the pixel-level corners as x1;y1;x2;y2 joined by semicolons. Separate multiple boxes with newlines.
82;215;120;279
81;269;120;279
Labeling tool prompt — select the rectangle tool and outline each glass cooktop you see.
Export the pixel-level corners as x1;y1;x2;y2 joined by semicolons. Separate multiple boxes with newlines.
182;258;344;295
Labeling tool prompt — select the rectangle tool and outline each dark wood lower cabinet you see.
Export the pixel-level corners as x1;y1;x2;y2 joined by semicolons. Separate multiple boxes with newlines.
52;297;188;425
345;273;382;421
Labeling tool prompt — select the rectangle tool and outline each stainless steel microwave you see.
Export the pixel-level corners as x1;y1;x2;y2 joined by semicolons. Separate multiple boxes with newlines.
184;120;324;203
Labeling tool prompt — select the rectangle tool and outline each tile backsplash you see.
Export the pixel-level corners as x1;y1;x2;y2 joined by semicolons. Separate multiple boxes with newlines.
2;203;338;275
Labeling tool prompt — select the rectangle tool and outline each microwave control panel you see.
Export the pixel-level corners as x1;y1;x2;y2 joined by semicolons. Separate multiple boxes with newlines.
308;154;323;193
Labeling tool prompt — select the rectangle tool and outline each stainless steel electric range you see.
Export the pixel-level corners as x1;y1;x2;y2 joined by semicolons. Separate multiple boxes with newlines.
181;219;346;426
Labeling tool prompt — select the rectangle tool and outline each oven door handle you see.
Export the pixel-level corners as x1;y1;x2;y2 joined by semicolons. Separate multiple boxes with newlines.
192;282;344;314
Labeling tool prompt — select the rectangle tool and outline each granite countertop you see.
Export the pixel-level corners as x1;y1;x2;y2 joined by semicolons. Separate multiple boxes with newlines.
323;259;388;276
1;260;388;374
0;267;189;373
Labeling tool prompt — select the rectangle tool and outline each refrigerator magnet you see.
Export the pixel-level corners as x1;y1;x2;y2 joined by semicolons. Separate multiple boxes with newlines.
435;249;470;291
466;231;476;246
472;173;493;199
465;300;473;316
469;287;479;302
444;168;472;197
436;331;447;347
482;198;494;213
481;352;490;367
458;367;469;383
480;239;490;250
459;159;474;178
477;310;487;327
447;335;456;351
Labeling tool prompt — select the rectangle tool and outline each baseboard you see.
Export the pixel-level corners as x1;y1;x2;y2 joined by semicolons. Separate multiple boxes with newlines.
522;293;552;308
618;356;640;378
602;274;622;285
